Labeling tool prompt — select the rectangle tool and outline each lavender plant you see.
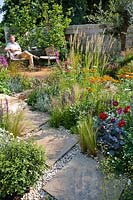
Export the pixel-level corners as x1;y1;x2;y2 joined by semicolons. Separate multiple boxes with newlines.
0;56;8;68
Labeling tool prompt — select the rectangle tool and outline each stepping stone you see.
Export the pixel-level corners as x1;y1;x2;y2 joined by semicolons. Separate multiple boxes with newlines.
35;127;78;166
44;154;126;200
0;94;26;112
0;94;50;134
24;108;50;133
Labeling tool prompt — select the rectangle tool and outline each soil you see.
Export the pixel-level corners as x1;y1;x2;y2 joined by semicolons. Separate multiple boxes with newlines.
19;67;52;79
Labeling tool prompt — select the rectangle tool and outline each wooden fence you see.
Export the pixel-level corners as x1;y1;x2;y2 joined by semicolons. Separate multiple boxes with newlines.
65;24;133;51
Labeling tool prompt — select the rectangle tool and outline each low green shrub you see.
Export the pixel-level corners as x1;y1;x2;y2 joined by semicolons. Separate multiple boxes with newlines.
27;84;59;112
50;100;91;131
101;126;133;179
61;106;79;130
0;134;46;199
0;69;33;94
8;75;33;93
0;68;10;94
50;104;83;130
27;87;51;112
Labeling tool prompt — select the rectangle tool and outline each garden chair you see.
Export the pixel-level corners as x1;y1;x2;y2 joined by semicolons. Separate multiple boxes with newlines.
40;46;57;65
5;50;29;69
6;50;27;61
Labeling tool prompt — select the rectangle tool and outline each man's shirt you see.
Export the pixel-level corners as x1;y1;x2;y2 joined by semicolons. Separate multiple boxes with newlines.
6;42;22;56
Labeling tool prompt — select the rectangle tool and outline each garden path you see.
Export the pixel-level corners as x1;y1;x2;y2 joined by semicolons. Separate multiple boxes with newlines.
0;93;126;200
20;67;52;79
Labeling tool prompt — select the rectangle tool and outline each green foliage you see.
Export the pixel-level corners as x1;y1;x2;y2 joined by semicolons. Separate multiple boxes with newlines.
0;68;33;94
49;106;63;128
0;138;46;199
1;109;29;137
77;115;97;156
39;1;71;49
49;82;91;131
2;0;71;51
101;130;133;178
1;0;111;26
57;0;88;24
61;106;79;130
88;0;133;30
0;24;5;46
27;84;58;112
69;33;113;76
50;101;92;132
87;0;133;50
120;184;133;200
0;68;10;94
116;79;133;106
8;75;33;93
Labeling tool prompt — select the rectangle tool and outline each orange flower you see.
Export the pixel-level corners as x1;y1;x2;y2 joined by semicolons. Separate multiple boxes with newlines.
86;87;93;92
89;68;96;73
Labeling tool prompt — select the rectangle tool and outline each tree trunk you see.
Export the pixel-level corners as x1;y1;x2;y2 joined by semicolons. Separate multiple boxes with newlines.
120;31;127;51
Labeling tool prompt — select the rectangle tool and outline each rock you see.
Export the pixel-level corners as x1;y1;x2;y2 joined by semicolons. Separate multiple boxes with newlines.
44;154;126;200
35;127;78;166
0;94;26;112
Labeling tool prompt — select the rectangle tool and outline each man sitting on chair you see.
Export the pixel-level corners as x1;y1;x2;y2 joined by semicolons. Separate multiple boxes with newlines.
4;35;39;68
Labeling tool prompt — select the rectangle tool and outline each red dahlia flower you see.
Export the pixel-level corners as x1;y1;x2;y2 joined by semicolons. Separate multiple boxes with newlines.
118;119;126;128
123;106;130;114
99;112;108;120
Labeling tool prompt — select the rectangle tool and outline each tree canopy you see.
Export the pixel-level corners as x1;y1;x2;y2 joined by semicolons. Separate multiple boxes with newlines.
0;0;71;50
1;0;110;25
87;0;133;50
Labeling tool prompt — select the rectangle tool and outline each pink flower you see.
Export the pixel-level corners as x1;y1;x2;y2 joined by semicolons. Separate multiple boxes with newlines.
55;51;59;63
117;107;123;115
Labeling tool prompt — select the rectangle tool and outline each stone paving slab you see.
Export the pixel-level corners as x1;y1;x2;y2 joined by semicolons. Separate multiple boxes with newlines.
44;154;126;200
35;128;78;166
0;94;26;112
0;94;50;134
24;109;50;133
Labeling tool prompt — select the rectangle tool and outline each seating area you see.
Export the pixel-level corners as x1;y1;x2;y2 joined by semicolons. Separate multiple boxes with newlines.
40;46;57;65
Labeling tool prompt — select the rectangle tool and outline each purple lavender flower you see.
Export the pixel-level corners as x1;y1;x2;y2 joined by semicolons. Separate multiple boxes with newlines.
0;56;8;67
55;51;59;64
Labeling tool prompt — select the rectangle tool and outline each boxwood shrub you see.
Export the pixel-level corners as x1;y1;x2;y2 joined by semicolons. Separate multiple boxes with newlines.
0;133;46;200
